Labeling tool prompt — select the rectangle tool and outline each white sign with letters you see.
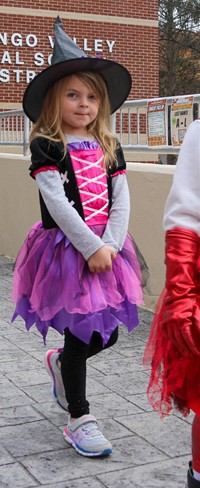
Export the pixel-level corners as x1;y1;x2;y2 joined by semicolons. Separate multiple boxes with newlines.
0;32;116;84
171;96;194;146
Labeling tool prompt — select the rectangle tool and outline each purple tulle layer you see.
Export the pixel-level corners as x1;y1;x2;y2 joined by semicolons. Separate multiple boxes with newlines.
12;222;143;344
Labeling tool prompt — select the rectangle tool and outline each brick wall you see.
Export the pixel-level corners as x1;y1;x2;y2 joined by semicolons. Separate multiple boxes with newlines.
1;0;159;19
0;1;159;110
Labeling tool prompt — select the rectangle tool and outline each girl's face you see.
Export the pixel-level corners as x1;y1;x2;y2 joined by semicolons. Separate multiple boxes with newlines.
60;75;100;135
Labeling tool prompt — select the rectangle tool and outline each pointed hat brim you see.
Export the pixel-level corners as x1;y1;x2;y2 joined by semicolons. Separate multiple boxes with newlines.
23;57;132;122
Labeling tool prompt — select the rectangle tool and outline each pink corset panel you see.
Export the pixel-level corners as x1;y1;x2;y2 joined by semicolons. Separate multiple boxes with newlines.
68;145;109;226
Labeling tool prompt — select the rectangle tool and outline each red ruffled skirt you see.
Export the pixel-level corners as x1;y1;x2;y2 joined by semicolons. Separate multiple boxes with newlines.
143;288;200;417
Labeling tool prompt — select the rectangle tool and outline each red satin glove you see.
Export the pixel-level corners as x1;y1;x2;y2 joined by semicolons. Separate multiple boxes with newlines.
162;227;200;356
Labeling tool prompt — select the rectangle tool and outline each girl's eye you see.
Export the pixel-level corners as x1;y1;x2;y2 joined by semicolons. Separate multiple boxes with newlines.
89;95;97;100
67;92;77;98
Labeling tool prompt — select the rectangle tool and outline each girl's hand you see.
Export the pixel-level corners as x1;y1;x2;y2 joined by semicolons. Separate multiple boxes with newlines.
88;246;117;273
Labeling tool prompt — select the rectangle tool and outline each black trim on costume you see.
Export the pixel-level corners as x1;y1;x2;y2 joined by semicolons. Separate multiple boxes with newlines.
29;137;126;229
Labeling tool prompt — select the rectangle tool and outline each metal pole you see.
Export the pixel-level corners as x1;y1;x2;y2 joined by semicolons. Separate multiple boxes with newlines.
23;114;30;156
110;112;116;135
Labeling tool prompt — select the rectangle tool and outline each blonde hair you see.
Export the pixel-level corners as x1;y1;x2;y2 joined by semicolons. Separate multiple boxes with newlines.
30;72;117;168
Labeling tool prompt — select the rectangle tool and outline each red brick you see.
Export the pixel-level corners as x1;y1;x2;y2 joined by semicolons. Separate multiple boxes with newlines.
0;3;159;107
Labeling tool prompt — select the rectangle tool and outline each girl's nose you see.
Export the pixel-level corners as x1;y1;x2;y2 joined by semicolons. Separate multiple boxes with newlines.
80;97;88;107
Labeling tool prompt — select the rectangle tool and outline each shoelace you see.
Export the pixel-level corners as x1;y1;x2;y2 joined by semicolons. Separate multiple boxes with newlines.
81;422;103;439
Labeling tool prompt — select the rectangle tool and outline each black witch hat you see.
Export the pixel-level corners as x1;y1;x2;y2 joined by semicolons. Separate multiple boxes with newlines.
23;16;132;122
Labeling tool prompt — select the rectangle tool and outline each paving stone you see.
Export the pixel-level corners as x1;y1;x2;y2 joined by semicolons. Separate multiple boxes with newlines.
14;341;48;353
21;383;57;404
127;393;155;412
0;377;34;408
0;444;14;465
0;463;37;487
0;349;31;363
0;405;44;427
0;288;13;301
0;357;42;374
87;364;106;380
99;370;149;397
25;350;48;362
19;433;167;485
0;336;17;348
32;402;68;427
116;344;145;358
115;411;192;457
5;368;50;388
97;417;136;440
0;274;13;283
87;392;142;419
131;321;152;343
19;449;126;484
97;455;189;488
109;434;168;464
89;355;144;375
175;409;194;425
86;377;113;396
0;420;66;456
40;479;105;488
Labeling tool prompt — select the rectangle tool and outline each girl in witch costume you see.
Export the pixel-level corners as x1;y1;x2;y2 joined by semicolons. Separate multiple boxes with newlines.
143;119;200;486
12;17;144;458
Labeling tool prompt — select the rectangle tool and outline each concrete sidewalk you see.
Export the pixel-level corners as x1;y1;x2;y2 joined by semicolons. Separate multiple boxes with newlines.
0;254;192;488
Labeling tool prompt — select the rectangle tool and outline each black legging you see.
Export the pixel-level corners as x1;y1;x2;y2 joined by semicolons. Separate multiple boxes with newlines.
59;327;118;418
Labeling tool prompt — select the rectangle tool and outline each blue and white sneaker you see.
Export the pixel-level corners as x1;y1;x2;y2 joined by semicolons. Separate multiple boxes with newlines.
45;349;68;411
63;414;112;457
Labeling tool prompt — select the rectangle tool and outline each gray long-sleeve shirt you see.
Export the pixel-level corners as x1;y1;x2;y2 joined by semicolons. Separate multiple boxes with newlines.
36;170;130;261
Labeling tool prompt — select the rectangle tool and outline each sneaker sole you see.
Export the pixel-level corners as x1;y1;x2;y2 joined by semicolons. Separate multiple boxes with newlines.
63;430;112;457
44;351;68;412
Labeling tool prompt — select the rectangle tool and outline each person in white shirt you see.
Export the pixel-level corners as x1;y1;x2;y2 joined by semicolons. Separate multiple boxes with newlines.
144;119;200;487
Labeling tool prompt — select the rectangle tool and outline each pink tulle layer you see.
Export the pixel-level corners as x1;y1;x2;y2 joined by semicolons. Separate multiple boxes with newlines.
12;222;143;344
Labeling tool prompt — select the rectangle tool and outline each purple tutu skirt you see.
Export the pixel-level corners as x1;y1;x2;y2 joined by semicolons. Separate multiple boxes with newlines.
12;222;143;344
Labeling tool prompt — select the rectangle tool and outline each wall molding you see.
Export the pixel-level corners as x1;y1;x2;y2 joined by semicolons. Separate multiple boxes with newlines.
0;6;158;27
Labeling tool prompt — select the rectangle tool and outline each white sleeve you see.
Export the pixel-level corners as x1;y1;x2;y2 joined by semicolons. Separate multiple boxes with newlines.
163;119;200;236
35;170;104;260
102;173;130;251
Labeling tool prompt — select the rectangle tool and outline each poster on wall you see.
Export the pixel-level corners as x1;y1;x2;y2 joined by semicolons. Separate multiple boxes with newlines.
171;96;194;146
147;99;167;146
